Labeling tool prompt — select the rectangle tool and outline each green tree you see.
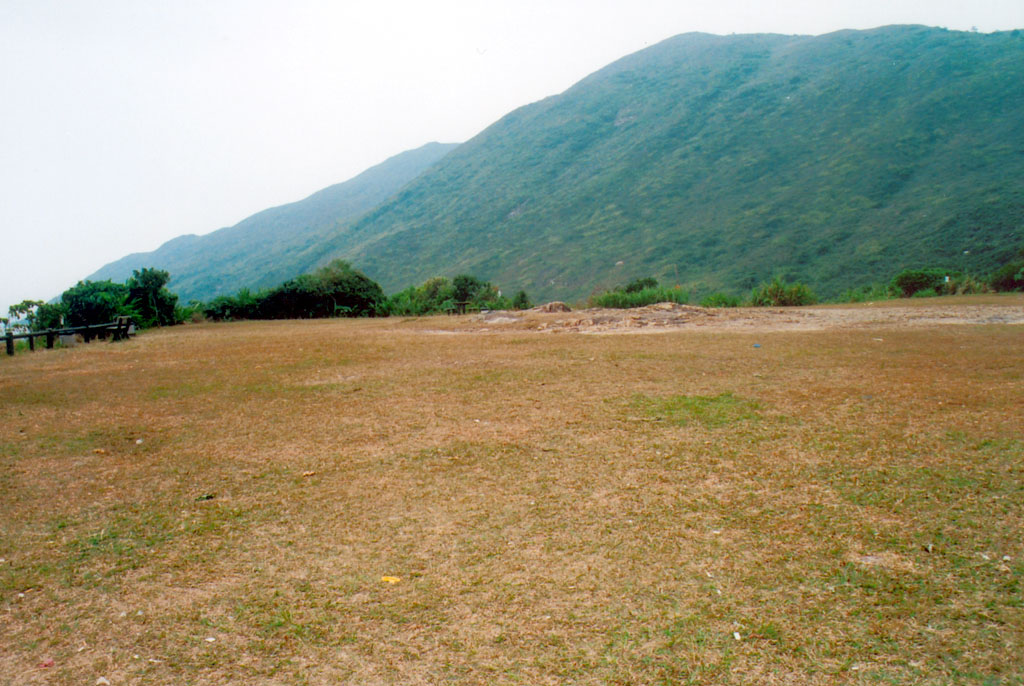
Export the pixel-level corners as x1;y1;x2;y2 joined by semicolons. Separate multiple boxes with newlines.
452;274;486;303
254;260;385;319
60;280;128;327
7;300;65;331
31;303;66;331
7;300;43;331
512;290;532;310
126;268;179;328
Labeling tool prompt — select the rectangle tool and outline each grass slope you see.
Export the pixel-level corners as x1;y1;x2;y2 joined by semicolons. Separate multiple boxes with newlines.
85;142;458;303
329;26;1024;301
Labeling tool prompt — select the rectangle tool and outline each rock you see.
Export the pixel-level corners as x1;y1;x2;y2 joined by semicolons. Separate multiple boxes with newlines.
535;301;571;313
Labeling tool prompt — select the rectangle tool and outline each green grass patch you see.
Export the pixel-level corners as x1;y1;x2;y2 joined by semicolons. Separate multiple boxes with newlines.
632;392;761;428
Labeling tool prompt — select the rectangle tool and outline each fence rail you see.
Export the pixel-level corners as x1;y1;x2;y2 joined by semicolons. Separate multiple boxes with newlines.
4;316;133;356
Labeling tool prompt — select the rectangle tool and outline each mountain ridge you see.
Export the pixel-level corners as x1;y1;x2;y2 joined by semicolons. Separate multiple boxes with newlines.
88;26;1024;303
329;25;1022;301
85;141;459;302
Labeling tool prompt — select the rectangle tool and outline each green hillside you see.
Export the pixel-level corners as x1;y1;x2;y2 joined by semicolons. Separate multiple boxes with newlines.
86;142;458;302
328;26;1024;301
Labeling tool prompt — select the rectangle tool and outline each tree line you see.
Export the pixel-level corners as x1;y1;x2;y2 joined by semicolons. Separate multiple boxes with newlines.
203;263;532;321
6;248;1023;333
4;261;533;333
5;267;180;333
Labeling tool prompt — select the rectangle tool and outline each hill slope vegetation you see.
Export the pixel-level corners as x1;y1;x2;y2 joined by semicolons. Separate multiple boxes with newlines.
331;26;1024;301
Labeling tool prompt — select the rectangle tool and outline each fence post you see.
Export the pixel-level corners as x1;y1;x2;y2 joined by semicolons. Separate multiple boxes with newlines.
5;331;12;356
28;334;35;352
46;330;55;349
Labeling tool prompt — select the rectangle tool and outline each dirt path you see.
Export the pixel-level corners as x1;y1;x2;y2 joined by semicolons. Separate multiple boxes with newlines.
470;296;1024;334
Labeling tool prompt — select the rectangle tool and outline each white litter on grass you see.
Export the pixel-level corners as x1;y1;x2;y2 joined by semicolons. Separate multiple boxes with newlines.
96;678;111;685
205;637;216;643
733;632;742;641
135;439;143;445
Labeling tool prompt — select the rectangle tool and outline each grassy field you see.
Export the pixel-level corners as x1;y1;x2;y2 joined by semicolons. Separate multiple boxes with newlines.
1;312;1022;685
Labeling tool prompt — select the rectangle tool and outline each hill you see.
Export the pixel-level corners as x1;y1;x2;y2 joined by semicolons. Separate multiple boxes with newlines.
327;26;1024;301
85;142;458;302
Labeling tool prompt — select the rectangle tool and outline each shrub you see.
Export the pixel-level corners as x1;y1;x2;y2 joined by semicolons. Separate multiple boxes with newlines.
512;290;532;310
940;273;989;295
749;277;817;306
202;289;261;321
890;268;950;297
591;286;689;309
623;277;659;293
257;261;385;319
700;292;741;308
385;274;510;315
838;283;892;303
989;256;1024;292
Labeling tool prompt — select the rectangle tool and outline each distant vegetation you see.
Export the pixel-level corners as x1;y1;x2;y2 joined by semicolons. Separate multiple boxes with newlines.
334;26;1024;303
203;261;384;320
749;277;818;307
385;274;512;316
4;268;181;333
202;268;528;321
590;277;689;308
988;246;1024;292
8;247;1023;338
81;28;1024;307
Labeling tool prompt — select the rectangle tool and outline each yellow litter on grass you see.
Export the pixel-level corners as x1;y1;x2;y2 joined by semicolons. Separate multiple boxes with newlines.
380;576;401;584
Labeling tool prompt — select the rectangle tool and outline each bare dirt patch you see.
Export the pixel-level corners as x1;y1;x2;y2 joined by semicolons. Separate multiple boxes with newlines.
469;294;1024;334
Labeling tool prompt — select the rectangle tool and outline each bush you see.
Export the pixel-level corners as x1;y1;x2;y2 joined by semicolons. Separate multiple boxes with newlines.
989;254;1024;292
385;274;511;315
591;286;689;308
838;283;892;303
623;277;659;293
749;277;817;306
512;290;532;310
890;268;950;297
257;261;385;319
940;273;989;296
203;289;261;321
700;292;741;308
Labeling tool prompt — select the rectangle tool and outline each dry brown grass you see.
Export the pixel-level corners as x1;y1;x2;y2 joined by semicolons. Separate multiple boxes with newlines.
1;306;1022;685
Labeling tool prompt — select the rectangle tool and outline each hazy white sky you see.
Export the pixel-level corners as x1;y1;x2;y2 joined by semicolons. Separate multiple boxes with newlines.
2;0;1022;315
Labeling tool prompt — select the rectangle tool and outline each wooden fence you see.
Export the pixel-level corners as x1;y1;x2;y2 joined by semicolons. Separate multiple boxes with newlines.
4;316;133;356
